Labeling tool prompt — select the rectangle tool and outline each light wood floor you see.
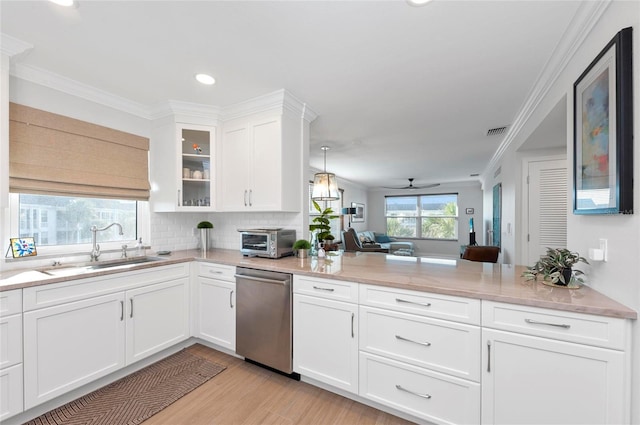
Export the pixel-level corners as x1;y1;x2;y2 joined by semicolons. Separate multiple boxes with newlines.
143;344;415;425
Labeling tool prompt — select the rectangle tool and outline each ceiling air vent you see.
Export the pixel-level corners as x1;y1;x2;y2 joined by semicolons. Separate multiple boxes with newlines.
486;126;507;136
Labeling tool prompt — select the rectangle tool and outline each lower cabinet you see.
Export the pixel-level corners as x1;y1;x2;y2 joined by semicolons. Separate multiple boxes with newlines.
194;277;236;351
0;364;24;421
481;301;630;425
22;264;190;410
0;289;24;420
293;276;359;393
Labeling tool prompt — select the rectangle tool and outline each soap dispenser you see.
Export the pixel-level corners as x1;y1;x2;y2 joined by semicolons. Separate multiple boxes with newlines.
135;237;144;256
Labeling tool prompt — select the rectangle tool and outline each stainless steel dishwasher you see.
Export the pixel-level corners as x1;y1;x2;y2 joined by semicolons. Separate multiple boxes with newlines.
235;267;296;376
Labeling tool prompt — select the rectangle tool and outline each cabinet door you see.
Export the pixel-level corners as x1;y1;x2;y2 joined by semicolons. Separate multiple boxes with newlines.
220;123;250;210
179;125;215;210
248;116;281;210
23;292;126;409
0;314;22;370
195;277;235;351
293;294;358;393
482;329;626;425
126;278;190;364
0;364;23;421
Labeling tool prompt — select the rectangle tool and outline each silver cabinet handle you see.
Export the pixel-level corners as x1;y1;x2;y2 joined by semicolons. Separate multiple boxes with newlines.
178;189;181;206
313;286;335;292
351;312;355;338
230;290;234;308
525;318;571;329
244;190;248;207
395;335;431;347
396;385;431;399
209;270;223;275
487;340;491;372
129;298;134;318
395;298;431;308
249;189;252;207
120;300;124;321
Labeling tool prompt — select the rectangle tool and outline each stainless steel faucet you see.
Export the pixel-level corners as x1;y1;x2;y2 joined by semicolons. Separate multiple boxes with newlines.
90;222;124;261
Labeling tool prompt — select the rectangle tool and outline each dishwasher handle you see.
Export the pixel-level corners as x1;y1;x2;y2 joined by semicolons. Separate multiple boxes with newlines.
234;274;290;286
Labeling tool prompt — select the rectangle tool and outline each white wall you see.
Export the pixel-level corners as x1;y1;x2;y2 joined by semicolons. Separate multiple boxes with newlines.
369;182;483;258
483;2;640;421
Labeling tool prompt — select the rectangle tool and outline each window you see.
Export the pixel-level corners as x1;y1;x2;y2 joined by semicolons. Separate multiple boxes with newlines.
385;194;458;240
17;194;137;247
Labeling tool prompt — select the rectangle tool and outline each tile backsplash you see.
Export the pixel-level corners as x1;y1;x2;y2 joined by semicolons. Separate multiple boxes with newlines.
150;211;303;252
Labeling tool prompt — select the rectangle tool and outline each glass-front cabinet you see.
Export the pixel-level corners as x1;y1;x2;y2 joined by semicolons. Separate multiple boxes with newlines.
180;127;212;208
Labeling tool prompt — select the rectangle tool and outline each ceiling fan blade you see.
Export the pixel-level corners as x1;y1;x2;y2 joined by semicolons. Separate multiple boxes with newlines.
382;179;440;190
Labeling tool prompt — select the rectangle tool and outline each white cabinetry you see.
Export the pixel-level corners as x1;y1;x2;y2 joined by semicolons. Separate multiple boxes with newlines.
359;284;481;425
193;262;236;351
150;114;217;211
0;289;23;420
482;301;630;425
22;263;190;409
293;276;359;393
220;109;302;212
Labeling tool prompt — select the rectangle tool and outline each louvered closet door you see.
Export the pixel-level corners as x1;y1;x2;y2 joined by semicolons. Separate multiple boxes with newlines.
527;159;567;265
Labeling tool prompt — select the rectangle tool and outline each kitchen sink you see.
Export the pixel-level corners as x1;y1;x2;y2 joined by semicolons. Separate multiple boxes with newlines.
41;256;165;277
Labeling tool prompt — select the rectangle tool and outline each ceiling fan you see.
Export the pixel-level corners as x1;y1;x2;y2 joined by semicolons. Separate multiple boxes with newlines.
383;178;440;190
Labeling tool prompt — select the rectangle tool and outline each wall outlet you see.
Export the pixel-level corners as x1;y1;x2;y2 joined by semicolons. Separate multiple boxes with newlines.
192;227;198;236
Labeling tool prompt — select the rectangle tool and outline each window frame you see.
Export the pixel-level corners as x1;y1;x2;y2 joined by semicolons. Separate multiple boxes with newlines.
384;193;459;241
7;193;150;258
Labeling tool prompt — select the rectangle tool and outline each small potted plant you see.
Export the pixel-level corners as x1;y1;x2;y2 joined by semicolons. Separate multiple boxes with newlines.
196;221;214;252
309;200;338;251
522;247;589;287
292;239;312;258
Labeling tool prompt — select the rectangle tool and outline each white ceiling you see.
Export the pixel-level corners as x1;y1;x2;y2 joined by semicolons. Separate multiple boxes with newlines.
1;0;580;189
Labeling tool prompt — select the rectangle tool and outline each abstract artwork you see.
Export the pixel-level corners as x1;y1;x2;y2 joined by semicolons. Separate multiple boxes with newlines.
10;237;37;258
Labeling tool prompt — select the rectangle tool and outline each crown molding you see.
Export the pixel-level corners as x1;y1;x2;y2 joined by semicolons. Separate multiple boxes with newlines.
149;99;221;123
0;33;33;57
13;63;151;119
221;89;318;122
484;0;611;175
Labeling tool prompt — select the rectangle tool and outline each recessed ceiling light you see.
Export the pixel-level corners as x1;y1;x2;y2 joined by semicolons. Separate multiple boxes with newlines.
195;74;215;85
49;0;75;6
407;0;433;6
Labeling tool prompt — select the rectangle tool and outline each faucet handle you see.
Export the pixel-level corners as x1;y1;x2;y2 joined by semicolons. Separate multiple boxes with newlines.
121;244;128;258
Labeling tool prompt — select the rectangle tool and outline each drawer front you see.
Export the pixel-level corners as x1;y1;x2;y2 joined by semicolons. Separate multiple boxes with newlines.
198;262;235;282
0;314;23;369
360;306;480;382
23;263;190;311
0;364;24;421
294;275;358;303
360;352;480;425
0;289;22;316
482;301;627;350
360;284;480;325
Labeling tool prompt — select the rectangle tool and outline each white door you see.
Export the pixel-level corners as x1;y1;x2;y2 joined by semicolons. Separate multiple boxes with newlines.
526;158;567;265
482;328;625;425
195;277;235;351
249;116;282;210
0;364;23;421
23;292;126;409
125;278;189;364
220;123;250;210
293;294;359;393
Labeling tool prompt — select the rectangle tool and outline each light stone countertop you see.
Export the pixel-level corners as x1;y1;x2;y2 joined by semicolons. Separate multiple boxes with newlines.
1;248;636;320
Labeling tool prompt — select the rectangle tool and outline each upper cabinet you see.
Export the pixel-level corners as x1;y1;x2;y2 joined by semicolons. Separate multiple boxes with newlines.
150;90;316;213
150;105;219;212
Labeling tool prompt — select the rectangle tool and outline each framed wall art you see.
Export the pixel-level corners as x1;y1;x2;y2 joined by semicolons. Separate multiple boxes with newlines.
573;27;633;215
9;237;38;258
351;202;365;223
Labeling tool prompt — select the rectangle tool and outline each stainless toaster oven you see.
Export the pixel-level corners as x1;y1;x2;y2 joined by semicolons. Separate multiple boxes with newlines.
239;228;295;258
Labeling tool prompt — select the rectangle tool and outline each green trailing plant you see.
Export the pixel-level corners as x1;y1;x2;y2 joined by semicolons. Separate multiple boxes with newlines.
522;247;589;285
309;200;338;243
196;221;214;229
292;239;312;250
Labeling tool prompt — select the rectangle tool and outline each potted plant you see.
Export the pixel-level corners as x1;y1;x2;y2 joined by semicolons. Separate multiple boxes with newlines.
309;200;338;250
196;221;214;252
522;247;589;286
292;239;312;258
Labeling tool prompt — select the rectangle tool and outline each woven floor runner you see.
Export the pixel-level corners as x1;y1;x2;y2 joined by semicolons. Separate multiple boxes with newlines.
26;349;226;425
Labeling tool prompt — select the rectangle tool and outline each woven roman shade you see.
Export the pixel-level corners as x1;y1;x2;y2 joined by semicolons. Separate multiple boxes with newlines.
9;103;150;201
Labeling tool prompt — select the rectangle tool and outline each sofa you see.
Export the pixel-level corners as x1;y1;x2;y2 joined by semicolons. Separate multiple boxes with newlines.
357;231;415;256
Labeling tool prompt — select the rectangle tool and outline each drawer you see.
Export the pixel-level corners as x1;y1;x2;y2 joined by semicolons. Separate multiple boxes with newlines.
359;352;480;425
360;284;480;325
0;314;22;370
198;262;235;282
294;275;358;303
482;301;628;350
360;306;480;382
0;363;24;421
0;289;22;316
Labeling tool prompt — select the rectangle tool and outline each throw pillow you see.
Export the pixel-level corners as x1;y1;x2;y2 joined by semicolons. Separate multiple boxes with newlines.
375;234;392;243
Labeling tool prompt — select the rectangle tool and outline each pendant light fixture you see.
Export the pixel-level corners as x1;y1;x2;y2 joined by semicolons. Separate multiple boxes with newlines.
311;146;339;201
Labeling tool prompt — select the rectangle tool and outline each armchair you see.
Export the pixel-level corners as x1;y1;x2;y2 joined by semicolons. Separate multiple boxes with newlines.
341;228;389;253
